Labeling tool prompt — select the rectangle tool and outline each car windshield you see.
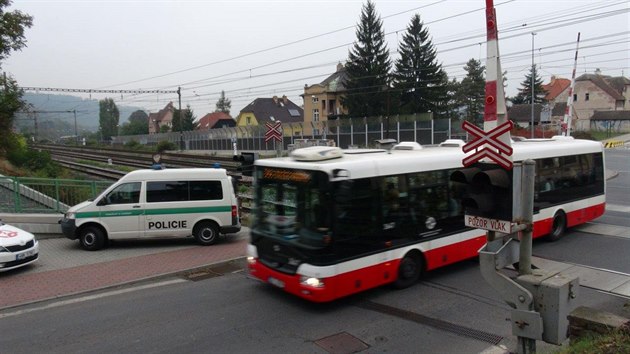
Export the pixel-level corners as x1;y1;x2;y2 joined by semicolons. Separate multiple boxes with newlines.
253;168;330;249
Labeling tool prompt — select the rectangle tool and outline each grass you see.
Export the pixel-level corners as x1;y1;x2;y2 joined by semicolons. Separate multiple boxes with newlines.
588;131;627;141
557;329;630;354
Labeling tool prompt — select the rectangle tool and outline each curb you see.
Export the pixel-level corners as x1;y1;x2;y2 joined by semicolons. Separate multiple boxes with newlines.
604;140;625;148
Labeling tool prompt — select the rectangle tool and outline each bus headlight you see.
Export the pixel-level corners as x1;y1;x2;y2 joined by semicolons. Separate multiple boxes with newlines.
300;276;324;288
65;212;75;220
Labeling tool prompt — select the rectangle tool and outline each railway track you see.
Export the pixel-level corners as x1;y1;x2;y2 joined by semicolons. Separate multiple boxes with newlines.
33;144;247;181
34;144;241;172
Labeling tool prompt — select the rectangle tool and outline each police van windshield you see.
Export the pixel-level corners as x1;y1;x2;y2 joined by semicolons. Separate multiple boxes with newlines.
254;168;330;248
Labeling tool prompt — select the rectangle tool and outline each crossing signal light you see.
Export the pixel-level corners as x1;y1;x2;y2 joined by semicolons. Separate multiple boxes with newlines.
450;163;513;221
234;152;258;176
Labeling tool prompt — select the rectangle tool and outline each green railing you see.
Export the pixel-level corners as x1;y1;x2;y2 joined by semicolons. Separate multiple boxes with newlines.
0;176;112;213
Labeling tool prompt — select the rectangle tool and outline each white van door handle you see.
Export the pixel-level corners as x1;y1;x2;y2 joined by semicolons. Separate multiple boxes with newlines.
133;205;141;208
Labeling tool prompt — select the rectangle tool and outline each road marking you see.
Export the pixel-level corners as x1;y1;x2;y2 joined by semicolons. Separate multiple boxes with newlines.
575;222;630;239
606;203;630;213
0;278;186;319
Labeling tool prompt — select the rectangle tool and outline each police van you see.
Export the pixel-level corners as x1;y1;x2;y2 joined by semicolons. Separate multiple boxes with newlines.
60;168;241;251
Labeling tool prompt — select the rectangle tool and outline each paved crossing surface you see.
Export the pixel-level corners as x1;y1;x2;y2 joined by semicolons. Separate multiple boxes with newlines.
0;230;249;310
1;222;629;311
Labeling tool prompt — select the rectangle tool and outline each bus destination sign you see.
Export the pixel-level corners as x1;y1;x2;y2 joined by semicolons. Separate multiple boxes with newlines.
465;214;513;234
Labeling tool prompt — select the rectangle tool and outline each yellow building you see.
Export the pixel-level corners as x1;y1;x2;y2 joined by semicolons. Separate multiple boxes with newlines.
235;95;304;136
302;63;349;136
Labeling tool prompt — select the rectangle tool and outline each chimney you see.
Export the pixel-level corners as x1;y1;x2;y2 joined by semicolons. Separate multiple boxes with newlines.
272;95;278;104
550;75;556;82
336;62;343;72
595;68;601;75
282;95;288;104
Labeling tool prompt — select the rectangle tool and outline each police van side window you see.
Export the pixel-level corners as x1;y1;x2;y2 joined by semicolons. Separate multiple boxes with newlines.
190;181;223;201
147;181;187;202
106;182;141;204
146;180;223;203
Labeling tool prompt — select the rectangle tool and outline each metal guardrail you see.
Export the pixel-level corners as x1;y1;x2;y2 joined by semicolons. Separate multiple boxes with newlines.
0;176;112;213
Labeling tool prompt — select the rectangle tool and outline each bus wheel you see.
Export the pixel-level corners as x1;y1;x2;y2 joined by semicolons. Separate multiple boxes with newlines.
548;211;567;242
194;221;219;246
394;253;423;289
79;226;106;251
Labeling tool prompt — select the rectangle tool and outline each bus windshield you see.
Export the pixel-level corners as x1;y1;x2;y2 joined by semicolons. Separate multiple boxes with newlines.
253;168;330;249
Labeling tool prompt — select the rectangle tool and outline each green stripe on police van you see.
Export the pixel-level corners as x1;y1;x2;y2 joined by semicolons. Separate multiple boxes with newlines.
76;205;231;219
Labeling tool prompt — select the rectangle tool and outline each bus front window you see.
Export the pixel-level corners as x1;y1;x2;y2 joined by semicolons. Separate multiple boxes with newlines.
254;171;331;249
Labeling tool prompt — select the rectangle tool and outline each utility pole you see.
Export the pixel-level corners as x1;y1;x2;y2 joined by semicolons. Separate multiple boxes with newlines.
178;86;183;151
73;110;78;145
530;32;536;138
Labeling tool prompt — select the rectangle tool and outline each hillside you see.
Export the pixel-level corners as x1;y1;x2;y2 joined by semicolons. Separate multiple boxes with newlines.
15;93;146;140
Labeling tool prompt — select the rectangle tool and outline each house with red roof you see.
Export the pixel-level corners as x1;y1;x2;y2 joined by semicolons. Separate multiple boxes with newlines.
542;76;571;104
196;111;236;130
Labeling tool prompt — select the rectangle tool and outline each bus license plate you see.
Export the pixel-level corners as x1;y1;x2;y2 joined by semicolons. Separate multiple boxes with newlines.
268;277;285;288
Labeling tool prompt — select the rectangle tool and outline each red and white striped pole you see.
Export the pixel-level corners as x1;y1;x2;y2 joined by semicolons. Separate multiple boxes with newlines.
562;32;581;136
483;0;511;155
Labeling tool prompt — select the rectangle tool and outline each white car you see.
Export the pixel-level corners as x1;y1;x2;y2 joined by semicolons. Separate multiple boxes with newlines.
0;221;39;272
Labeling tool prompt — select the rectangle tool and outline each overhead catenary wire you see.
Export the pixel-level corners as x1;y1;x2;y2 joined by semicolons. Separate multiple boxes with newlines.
22;1;629;116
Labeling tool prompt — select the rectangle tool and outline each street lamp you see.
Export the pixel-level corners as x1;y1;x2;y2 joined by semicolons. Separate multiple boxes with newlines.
531;32;537;138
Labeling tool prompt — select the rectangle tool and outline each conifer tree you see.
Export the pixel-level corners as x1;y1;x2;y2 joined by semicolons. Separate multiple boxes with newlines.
215;90;231;114
457;59;486;124
515;64;546;104
342;0;392;118
392;14;447;116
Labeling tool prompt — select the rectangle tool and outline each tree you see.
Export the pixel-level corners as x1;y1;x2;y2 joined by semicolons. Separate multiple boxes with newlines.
99;98;119;140
392;14;447;116
342;0;392;118
119;110;148;135
215;90;231;114
0;1;33;155
0;0;33;64
172;105;197;132
0;75;27;154
457;59;485;125
515;64;546;104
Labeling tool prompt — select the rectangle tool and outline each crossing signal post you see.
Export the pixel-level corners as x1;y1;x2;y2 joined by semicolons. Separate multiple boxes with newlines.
234;152;258;177
451;163;513;233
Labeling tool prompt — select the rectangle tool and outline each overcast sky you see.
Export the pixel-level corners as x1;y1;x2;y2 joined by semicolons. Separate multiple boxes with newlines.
4;0;629;122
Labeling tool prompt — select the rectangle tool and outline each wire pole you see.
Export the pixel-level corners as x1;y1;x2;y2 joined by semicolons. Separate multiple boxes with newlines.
178;86;183;150
530;32;536;139
73;110;78;145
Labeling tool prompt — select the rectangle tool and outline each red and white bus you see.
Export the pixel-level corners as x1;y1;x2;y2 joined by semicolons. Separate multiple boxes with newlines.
246;137;605;302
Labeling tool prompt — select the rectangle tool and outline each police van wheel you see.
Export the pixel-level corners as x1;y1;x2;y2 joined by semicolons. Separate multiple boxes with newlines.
80;226;106;251
547;211;567;242
393;253;423;289
194;222;219;246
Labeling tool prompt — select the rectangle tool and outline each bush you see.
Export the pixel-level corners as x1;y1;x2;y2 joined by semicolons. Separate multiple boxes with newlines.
7;138;61;178
156;140;177;153
124;139;143;150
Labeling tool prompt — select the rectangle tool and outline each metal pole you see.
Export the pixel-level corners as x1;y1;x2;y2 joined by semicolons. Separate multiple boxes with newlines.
517;159;536;353
519;159;535;276
530;33;536;139
178;86;183;150
73;110;78;145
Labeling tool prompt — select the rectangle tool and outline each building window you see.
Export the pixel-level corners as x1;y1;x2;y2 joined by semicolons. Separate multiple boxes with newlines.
313;109;320;122
246;117;251;125
585;93;589;101
322;100;326;111
573;94;577;102
312;96;319;104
